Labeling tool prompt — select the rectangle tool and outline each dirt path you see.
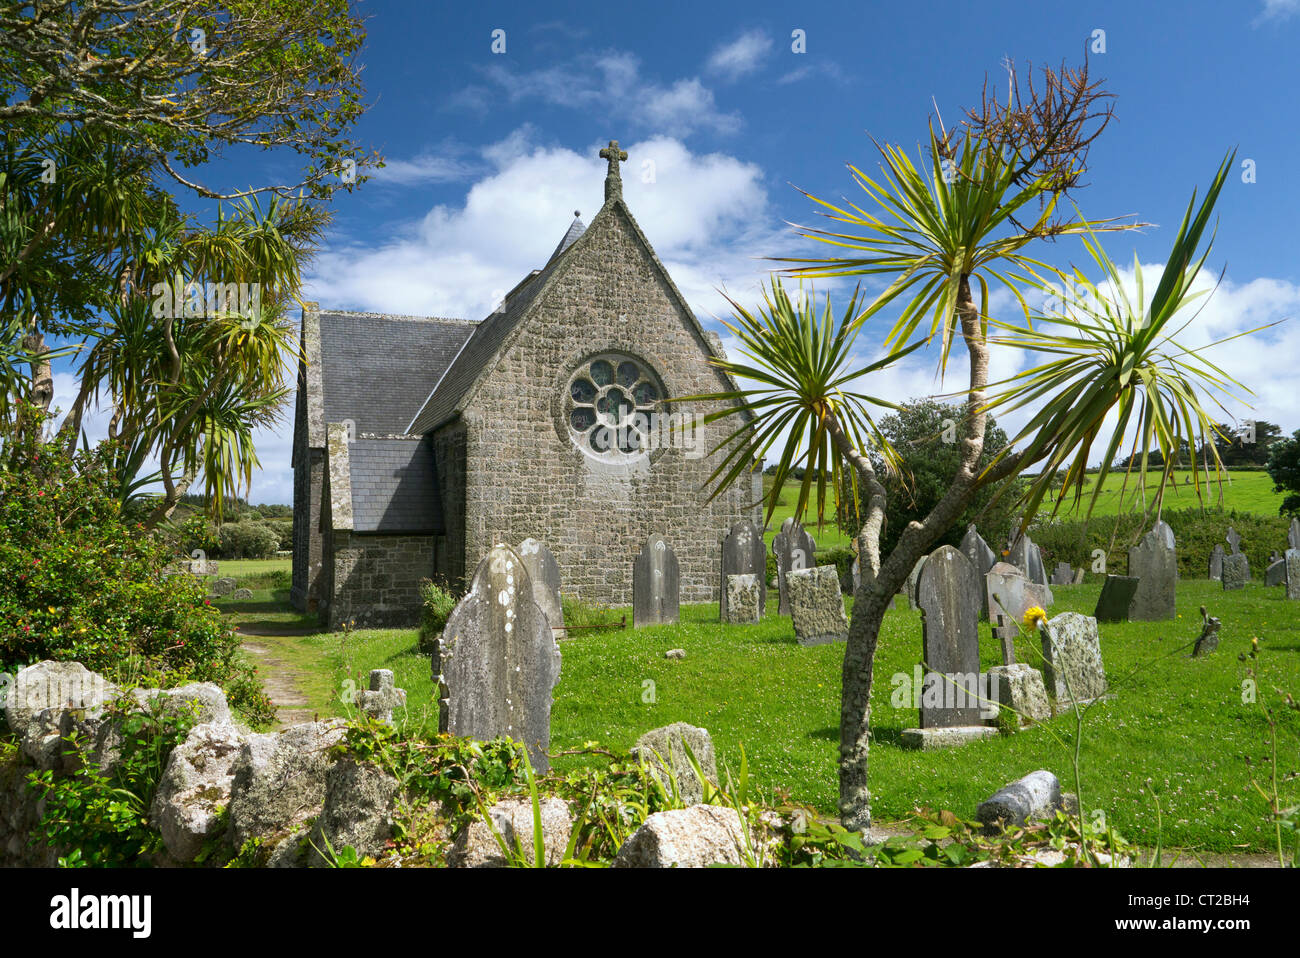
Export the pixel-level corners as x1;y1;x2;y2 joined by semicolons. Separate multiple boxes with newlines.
237;626;319;729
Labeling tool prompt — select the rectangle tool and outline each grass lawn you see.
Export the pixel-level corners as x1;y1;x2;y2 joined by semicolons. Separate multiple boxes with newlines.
1028;469;1283;519
217;571;1300;856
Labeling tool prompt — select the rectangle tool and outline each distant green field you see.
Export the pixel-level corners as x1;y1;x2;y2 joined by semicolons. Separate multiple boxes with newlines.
1043;469;1284;519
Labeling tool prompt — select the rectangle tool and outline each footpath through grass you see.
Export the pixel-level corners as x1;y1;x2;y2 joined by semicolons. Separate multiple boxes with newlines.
215;567;1300;855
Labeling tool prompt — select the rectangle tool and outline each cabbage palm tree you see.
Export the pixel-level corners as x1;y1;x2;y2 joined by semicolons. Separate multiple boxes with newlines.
691;108;1247;830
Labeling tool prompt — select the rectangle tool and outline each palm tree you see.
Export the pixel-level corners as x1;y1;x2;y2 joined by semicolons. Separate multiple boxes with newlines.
684;63;1255;830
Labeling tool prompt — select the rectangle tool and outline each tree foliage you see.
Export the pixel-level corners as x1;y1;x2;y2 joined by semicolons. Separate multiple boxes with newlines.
1267;428;1300;518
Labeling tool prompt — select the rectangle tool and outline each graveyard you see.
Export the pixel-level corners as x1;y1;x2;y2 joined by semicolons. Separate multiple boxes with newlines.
210;533;1300;858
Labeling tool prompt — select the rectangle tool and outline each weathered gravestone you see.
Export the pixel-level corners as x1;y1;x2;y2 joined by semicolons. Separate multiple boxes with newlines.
1050;562;1074;587
1290;518;1300;552
986;561;1052;665
985;663;1051;728
433;545;562;771
1266;558;1288;587
1286;549;1300;601
631;723;717;805
354;669;407;723
1008;532;1049;589
1093;575;1140;623
211;577;237;597
1209;544;1225;581
788;566;849;646
518;538;566;641
1040;612;1108;705
1072;568;1085;585
773;518;817;616
723;574;762;625
1192;615;1221;658
1221;553;1249;591
917;546;983;727
1226;526;1242;555
719;521;765;622
959;524;997;618
1154;519;1178;580
1127;527;1176;620
633;536;680;628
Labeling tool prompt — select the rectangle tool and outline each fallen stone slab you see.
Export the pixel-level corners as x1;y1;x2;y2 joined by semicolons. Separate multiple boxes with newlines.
977;770;1063;833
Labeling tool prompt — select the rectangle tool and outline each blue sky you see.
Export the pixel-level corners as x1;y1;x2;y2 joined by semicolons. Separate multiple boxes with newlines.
51;0;1300;504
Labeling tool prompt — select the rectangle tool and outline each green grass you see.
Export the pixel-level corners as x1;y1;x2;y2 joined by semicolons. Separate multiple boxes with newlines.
1036;468;1285;519
224;577;1300;856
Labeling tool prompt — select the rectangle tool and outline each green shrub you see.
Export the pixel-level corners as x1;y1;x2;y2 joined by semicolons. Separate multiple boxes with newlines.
0;433;274;726
418;580;459;653
815;547;856;594
1030;506;1292;579
217;521;279;559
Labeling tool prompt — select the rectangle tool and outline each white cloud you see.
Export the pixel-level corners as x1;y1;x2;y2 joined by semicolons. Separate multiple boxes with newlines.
448;50;742;137
706;30;773;81
371;152;478;186
1254;0;1300;24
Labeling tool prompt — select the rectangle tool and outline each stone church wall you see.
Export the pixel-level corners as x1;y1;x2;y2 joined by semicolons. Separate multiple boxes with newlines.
457;203;760;606
323;531;436;630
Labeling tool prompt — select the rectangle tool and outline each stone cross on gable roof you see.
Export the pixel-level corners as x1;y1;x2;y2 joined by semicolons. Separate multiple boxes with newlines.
600;139;628;203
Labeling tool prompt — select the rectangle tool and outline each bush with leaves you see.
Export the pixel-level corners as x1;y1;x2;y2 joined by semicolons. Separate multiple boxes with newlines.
0;425;274;725
417;580;460;654
216;520;280;559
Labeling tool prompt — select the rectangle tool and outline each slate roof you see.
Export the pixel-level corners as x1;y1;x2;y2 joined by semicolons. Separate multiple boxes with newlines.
318;312;476;436
348;437;444;534
548;213;586;263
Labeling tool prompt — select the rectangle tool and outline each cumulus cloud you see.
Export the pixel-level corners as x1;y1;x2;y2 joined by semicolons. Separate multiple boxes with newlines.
1254;0;1300;24
706;29;773;81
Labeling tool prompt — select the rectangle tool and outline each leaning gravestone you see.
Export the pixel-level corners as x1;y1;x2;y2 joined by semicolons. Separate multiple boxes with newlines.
788;566;849;646
1008;532;1049;589
1265;558;1288;587
1093;575;1140;623
517;538;566;640
633;536;680;628
1209;544;1225;581
1154;519;1178;580
1286;549;1300;601
1040;612;1108;705
1221;553;1249;591
433;544;562;772
959;524;997;618
1071;568;1085;585
1127;527;1176;621
773;518;817;616
719;521;765;622
917;547;983;727
1289;518;1300;552
723;574;761;625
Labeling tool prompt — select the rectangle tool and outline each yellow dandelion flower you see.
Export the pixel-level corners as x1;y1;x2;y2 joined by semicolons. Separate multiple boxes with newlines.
1023;606;1048;629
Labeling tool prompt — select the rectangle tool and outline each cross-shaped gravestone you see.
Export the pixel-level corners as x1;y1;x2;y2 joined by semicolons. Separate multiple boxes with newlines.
1226;526;1242;555
599;140;628;202
355;669;406;724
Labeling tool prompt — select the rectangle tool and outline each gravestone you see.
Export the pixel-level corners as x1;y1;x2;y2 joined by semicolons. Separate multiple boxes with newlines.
905;555;928;611
1226;526;1241;554
723;574;761;624
1154;519;1178;580
1209;544;1224;581
1040;612;1108;705
720;521;765;622
1071;568;1085;585
1265;558;1287;587
1192;616;1221;657
773;518;817;616
959;524;997;618
1286;549;1300;601
517;538;566;641
1127;527;1176;620
1093;575;1140;623
633;536;680;628
1008;532;1048;589
354;670;407;723
985;663;1051;727
1050;562;1074;587
1289;518;1300;552
788;566;849;646
1221;553;1249;590
917;546;982;728
433;544;562;771
986;562;1033;665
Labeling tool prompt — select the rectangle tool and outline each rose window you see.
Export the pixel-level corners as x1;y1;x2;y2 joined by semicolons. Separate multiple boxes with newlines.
564;354;664;459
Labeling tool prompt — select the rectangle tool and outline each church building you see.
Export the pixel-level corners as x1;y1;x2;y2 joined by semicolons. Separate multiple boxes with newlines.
291;141;761;629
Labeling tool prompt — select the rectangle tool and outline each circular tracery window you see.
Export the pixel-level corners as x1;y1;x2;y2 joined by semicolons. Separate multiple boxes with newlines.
564;353;665;460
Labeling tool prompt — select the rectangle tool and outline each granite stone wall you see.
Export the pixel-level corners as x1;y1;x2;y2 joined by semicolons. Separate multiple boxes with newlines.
324;531;437;630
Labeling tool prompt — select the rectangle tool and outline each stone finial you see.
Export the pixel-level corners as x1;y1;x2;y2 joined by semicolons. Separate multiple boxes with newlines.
599;139;628;203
